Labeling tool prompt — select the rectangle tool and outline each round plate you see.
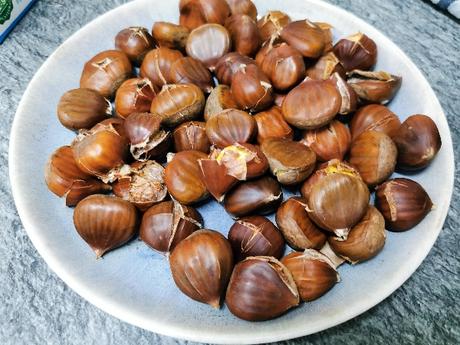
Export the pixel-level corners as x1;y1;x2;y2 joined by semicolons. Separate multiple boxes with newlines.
9;0;454;343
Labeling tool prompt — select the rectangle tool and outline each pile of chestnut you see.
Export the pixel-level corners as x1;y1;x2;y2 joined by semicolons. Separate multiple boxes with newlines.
45;0;442;322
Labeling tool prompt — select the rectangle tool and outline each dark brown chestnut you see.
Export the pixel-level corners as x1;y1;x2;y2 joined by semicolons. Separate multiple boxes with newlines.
350;104;401;140
393;114;442;171
204;85;238;121
152;22;189;51
225;14;261;57
306;52;346;81
179;0;231;30
333;32;377;72
214;52;256;85
140;200;202;253
115;78;158;119
226;0;257;20
347;70;402;104
375;178;433;231
257;11;291;42
140;47;183;88
73;194;138;258
115;27;156;65
225;256;299;321
254;106;293;144
169;56;214;93
280;20;326;58
173;121;210;153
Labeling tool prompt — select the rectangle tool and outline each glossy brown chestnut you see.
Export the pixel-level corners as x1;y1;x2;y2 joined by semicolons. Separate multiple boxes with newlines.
301;120;351;162
275;197;327;250
254;106;293;144
57;88;111;130
225;256;299;321
80;50;132;99
169;57;214;93
349;131;398;187
333;32;377;72
115;78;158;118
330;72;358;115
350;104;401;140
281;249;339;302
226;0;257;20
282;78;341;129
140;200;202;253
112;161;167;211
231;64;274;112
170;229;233;308
375;178;433;231
225;14;261;57
214;52;256;85
179;0;230;30
347;70;402;104
140;47;183;88
73;194;138;258
204;85;238;121
224;176;282;217
306;52;346;81
186;24;231;70
261;138;316;185
280;20;326;58
115;27;156;65
205;109;256;148
173;121;210;153
152;22;189;51
393;114;442;171
257;11;291;42
228;216;285;261
150;84;205;127
165;150;209;204
328;206;386;264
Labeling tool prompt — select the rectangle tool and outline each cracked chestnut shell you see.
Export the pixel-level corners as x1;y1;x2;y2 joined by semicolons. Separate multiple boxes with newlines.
226;0;257;20
350;104;401;140
80;50;132;99
214;52;256;85
73;194;138;258
261;138;316;185
173;121;210;153
152;22;189;51
170;56;214;93
280;20;326;59
225;256;299;321
281;249;339;302
347;70;402;104
375;178;433;232
393;114;442;171
140;47;183;88
225;14;261;57
115;78;158;118
179;0;230;30
333;32;377;72
140;200;202;253
306;52;346;81
275;197;326;250
331;72;358;115
228;216;285;261
257;11;291;42
204;84;238;121
115;27;156;65
170;229;233;308
254;106;293;144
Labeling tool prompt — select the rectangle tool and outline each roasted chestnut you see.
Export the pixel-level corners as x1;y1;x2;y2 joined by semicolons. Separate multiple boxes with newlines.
226;0;257;20
261;138;316;185
179;0;231;30
393;114;442;171
280;20;326;58
350;104;401;140
282;78;341;129
328;206;386;264
80;50;132;99
301;120;351;162
257;11;291;42
57;88;111;130
333;32;377;72
115;27;156;65
349;130;397;187
173;121;210;153
254;106;293;144
347;70;402;104
112;161;168;211
225;14;261;57
186;23;231;70
214;52;256;85
170;229;233;308
330;72;358;115
115;78;158;118
140;200;202;253
169;56;214;93
228;216;285;260
306;52;346;81
375;178;433;232
225;256;299;321
165;150;209;204
204;84;238;121
140;47;183;88
152;22;189;51
281;249;339;302
150;84;205;127
73;194;138;258
275;197;327;250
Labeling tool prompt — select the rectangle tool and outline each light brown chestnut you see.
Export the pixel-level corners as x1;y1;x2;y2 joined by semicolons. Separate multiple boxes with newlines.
333;33;377;72
225;256;299;321
330;72;358;115
225;14;261;57
112;161;168;211
173;121;210;153
228;216;285;261
301;120;351;162
115;78;158;118
170;229;233;308
328;206;386;264
347;70;402;104
179;0;231;30
80;50;132;99
280;20;326;58
214;52;256;85
349;130;398;187
226;0;257;20
165;150;209;204
306;52;346;81
73;194;138;258
152;22;189;51
57;88;111;130
169;56;214;93
254;106;293;144
140;200;202;253
261;138;316;185
140;47;183;88
350;104;401;140
204;85;238;121
393;114;442;171
115;27;156;65
150;84;205;127
282;78;341;129
257;11;291;42
275;197;327;250
281;249;339;302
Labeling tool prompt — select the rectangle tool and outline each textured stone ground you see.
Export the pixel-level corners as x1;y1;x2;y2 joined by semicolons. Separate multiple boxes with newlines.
1;0;459;344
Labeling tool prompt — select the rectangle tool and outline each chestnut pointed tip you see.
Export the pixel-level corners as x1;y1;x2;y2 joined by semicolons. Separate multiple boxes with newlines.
208;299;221;309
94;248;106;259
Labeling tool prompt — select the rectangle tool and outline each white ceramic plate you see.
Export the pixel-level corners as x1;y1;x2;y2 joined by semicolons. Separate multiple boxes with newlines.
9;0;454;343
